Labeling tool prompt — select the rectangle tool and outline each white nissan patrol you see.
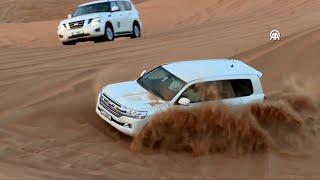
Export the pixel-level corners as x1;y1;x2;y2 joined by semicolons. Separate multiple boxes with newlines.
96;60;265;136
57;0;142;45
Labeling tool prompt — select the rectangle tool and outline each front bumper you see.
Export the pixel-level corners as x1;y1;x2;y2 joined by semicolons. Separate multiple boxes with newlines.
57;24;104;42
96;103;147;137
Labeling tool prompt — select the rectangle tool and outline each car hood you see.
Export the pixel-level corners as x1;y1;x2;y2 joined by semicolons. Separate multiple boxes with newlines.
60;12;109;24
102;81;168;113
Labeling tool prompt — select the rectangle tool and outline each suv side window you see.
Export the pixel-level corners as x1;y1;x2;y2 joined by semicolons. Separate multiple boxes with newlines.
117;1;128;11
231;79;253;97
110;2;118;11
98;2;110;12
123;1;132;10
180;79;253;103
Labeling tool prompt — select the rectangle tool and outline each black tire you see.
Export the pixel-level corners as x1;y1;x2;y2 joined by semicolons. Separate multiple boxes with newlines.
62;41;76;45
131;23;141;39
104;23;114;41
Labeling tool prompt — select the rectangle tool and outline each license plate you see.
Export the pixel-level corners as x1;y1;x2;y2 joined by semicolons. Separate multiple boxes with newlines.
101;110;112;120
72;30;83;35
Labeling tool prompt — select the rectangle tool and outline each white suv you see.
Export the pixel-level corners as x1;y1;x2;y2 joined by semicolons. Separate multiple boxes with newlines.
96;59;265;136
57;0;142;45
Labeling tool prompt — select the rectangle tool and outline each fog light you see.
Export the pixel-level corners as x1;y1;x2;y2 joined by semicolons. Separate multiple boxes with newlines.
124;123;132;128
95;28;101;32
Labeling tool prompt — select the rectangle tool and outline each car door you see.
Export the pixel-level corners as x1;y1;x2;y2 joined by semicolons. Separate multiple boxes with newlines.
177;81;221;108
219;79;250;106
109;1;126;33
116;1;131;33
176;79;247;108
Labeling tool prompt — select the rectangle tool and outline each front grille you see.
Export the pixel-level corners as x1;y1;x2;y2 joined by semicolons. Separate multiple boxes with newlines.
69;20;85;29
99;94;124;117
97;107;125;126
69;33;90;39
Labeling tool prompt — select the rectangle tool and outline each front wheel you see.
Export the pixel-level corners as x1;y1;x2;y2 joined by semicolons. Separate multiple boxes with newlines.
104;24;114;41
131;23;141;39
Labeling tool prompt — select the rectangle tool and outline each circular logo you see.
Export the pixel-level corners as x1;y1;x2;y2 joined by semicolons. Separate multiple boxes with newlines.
270;30;281;41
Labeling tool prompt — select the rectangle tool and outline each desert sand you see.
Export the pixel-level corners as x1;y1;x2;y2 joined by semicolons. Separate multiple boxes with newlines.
1;0;320;179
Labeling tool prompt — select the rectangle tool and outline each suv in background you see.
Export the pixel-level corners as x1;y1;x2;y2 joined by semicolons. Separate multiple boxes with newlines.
96;59;265;136
57;0;142;45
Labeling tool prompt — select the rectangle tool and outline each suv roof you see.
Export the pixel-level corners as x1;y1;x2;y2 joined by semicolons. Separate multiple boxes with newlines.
80;0;130;7
162;59;263;83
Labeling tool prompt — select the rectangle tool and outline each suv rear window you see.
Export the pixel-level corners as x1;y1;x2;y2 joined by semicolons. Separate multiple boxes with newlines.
180;79;253;103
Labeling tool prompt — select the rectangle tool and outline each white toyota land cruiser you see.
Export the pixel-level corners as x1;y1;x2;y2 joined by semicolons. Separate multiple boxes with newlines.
57;0;142;45
96;60;265;136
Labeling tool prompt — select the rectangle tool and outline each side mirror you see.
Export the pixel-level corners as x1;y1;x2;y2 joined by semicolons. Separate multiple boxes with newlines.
111;5;120;12
140;70;147;77
68;14;72;19
178;97;190;106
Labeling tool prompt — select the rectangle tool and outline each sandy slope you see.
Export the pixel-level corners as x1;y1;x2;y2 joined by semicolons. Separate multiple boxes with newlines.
1;0;320;48
0;0;146;23
0;0;320;179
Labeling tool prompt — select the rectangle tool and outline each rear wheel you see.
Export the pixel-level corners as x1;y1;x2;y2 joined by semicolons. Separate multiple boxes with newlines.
131;23;141;39
104;24;114;41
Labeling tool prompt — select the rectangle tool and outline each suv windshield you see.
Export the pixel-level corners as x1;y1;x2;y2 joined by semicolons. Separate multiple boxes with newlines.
137;67;187;101
73;2;110;17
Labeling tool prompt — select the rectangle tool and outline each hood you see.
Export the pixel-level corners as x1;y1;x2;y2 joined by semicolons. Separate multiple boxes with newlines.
60;12;109;24
102;81;168;113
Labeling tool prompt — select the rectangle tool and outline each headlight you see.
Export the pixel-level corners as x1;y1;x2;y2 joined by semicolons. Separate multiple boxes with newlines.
90;18;101;26
122;107;147;119
58;24;64;30
98;89;102;98
58;23;67;30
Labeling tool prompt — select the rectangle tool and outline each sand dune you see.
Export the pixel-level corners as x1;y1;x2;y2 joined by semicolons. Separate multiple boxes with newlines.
1;0;320;47
238;25;320;91
1;0;320;179
0;0;146;23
